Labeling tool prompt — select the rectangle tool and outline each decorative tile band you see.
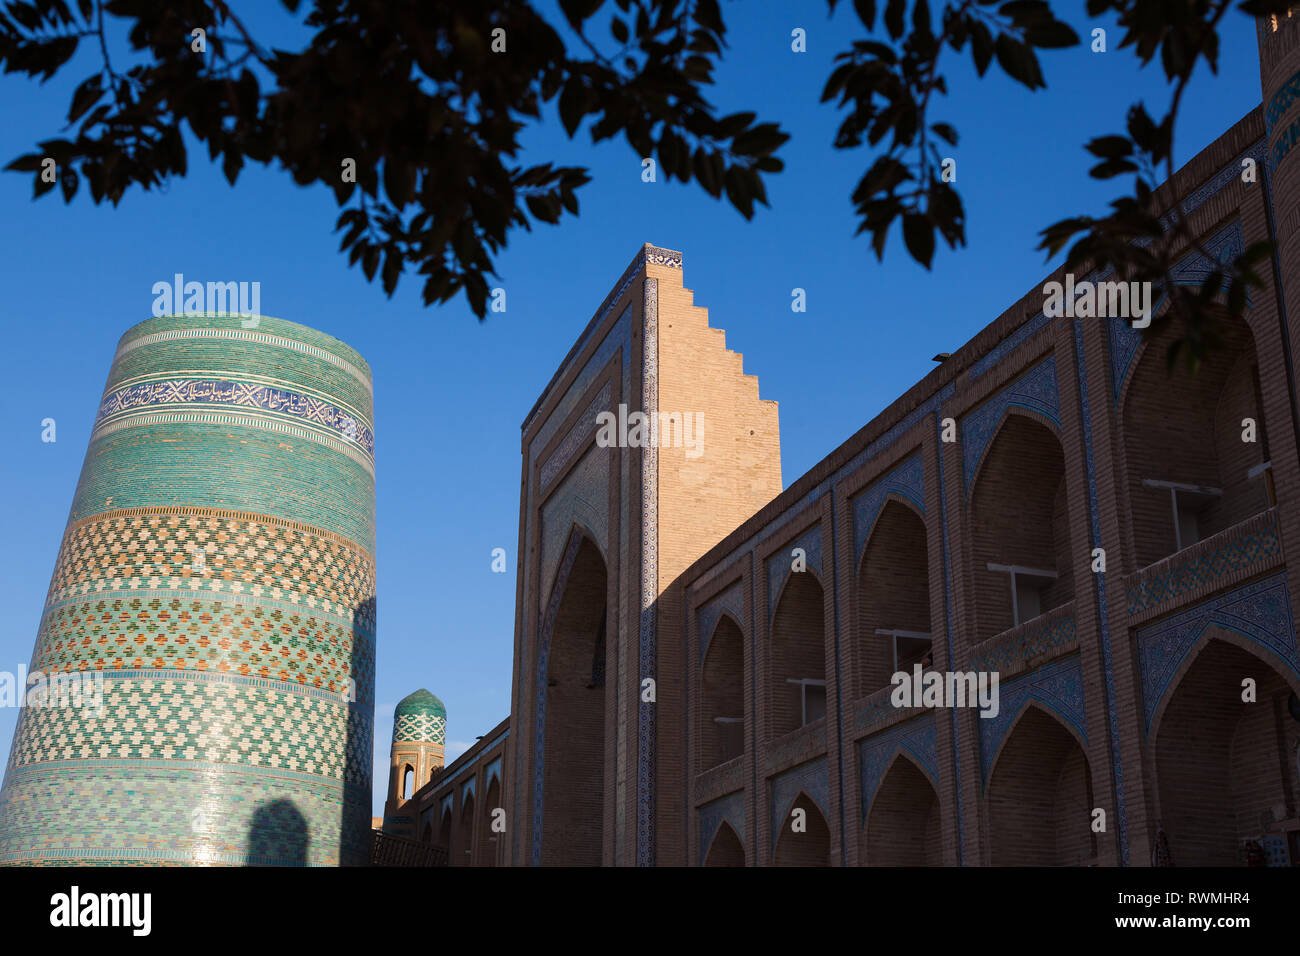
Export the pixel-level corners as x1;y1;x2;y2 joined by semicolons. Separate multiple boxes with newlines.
393;712;447;746
44;509;377;614
115;320;373;392
967;608;1077;674
95;378;374;461
32;595;373;697
91;409;375;477
1125;508;1283;616
0;759;371;867
638;276;659;866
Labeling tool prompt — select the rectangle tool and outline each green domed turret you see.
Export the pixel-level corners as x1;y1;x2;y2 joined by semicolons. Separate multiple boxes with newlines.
393;689;446;745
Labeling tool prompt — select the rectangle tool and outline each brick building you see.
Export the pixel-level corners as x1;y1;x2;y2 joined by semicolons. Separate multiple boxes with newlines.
391;16;1300;867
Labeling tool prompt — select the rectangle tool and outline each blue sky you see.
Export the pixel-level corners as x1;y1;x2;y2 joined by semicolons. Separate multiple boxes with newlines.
0;3;1267;815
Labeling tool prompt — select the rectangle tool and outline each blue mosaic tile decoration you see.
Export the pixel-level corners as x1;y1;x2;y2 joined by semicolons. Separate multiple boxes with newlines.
850;453;925;567
1108;219;1248;403
970;313;1052;379
1137;570;1300;734
1126;510;1283;615
639;276;659;867
961;357;1061;493
769;757;829;853
765;524;824;621
95;378;375;462
968;612;1078;673
933;407;966;863
1072;320;1130;863
697;581;744;664
857;715;938;821
978;654;1088;787
0;314;376;867
697;790;745;863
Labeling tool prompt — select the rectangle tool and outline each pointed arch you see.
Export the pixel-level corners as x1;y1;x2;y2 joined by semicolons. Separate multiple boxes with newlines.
535;528;610;865
1119;310;1268;567
1151;630;1300;865
456;791;476;865
856;498;931;697
699;612;746;770
703;820;745;867
768;570;827;739
773;791;831;866
986;701;1095;866
966;405;1063;496
862;750;942;866
968;412;1072;640
477;776;502;867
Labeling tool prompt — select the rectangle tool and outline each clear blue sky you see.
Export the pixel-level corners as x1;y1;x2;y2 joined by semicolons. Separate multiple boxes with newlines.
0;3;1267;815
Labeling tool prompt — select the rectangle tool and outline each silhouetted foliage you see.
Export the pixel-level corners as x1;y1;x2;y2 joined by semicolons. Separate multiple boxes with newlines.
0;0;1291;358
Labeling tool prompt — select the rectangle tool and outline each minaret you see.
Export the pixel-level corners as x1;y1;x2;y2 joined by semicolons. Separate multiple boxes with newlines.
383;689;446;838
0;313;377;866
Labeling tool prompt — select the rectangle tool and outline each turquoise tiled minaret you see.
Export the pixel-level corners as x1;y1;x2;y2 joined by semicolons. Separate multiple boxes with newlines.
0;314;376;865
383;689;447;837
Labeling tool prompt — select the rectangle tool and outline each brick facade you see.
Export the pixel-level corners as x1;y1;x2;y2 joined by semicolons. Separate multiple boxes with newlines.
402;21;1300;866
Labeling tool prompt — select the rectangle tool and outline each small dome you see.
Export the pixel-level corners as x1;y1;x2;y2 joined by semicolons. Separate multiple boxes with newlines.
392;689;446;745
395;688;446;719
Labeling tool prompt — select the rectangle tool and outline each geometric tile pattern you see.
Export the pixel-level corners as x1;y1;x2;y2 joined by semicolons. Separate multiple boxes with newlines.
639;276;660;867
1137;570;1300;734
392;713;446;746
43;509;375;615
0;314;377;866
33;594;371;696
0;761;371;866
857;714;937;821
968;610;1077;673
1125;508;1282;615
5;673;369;783
961;357;1061;493
978;654;1087;786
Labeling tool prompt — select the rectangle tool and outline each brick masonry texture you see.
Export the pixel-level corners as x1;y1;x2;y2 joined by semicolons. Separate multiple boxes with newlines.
411;22;1300;865
0;314;376;866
